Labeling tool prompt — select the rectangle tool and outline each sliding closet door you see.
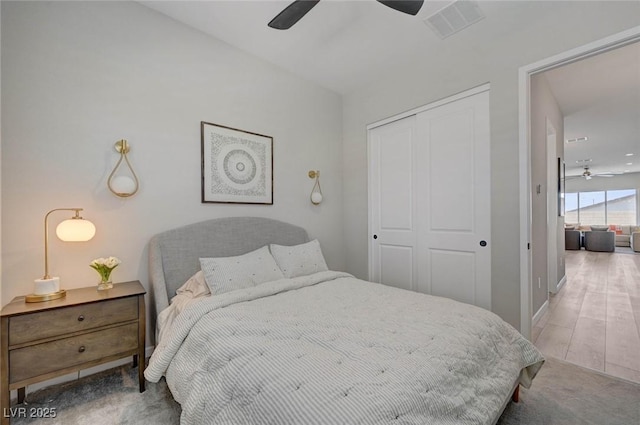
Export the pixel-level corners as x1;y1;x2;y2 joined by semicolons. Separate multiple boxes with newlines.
368;115;418;291
415;90;491;309
368;88;491;310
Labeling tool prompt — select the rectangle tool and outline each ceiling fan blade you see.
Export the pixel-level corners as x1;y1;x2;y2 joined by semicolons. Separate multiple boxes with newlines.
377;0;424;16
268;0;320;30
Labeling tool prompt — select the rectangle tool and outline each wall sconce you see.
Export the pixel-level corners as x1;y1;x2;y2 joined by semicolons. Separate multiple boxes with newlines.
308;170;323;205
27;208;96;303
108;139;139;197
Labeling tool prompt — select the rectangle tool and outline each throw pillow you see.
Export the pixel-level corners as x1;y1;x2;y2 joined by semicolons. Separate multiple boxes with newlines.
200;246;284;295
270;239;329;278
590;225;609;231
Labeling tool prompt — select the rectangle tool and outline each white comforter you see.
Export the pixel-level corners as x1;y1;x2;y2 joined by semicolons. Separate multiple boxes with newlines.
145;271;544;425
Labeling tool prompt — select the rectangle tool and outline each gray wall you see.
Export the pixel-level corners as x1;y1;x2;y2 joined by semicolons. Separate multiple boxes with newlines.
530;73;565;315
1;2;345;342
342;1;640;329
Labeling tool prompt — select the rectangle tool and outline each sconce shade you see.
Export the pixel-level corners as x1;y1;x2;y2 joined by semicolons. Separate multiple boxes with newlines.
311;192;323;204
110;175;137;195
56;218;96;241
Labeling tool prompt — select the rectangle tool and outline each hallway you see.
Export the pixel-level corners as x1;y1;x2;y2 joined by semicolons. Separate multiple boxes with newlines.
533;249;640;383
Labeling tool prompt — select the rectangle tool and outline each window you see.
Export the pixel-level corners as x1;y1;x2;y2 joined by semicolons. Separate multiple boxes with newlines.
606;189;637;225
579;191;605;224
565;192;578;224
564;189;637;225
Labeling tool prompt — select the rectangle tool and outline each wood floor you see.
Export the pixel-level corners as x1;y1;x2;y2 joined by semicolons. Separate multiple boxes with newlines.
533;248;640;384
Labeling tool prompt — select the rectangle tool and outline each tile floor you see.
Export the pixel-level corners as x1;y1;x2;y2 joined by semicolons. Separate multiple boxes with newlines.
533;248;640;384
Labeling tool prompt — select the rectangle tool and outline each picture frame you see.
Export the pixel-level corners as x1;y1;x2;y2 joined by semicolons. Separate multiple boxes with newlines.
201;121;273;204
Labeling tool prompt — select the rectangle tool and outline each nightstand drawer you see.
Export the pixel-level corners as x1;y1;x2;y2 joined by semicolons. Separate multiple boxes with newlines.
9;297;138;346
9;322;138;383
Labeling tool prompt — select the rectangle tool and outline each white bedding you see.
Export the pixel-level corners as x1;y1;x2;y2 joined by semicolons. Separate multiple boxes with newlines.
146;271;544;425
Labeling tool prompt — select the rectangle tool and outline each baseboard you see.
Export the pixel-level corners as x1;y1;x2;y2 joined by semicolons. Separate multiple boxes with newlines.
11;345;155;401
532;299;549;328
556;274;567;292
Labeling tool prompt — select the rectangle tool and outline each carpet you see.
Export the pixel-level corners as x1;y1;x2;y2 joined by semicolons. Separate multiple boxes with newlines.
11;357;640;424
497;358;640;425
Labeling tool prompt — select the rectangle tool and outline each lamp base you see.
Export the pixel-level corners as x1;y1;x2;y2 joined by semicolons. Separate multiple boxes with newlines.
25;290;67;303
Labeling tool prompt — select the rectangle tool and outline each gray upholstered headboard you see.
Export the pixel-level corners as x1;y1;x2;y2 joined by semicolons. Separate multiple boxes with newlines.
148;217;309;315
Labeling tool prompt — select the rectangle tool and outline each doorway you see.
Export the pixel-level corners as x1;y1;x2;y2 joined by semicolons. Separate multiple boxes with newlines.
520;28;640;382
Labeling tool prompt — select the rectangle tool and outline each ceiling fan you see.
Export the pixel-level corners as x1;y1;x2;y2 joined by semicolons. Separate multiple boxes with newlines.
268;0;424;30
567;166;622;180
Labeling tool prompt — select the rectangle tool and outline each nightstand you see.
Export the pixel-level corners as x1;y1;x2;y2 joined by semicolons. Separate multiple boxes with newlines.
1;281;146;424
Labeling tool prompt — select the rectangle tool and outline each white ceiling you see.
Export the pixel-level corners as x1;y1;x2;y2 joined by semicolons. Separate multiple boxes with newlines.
543;42;640;178
139;0;560;94
139;1;639;178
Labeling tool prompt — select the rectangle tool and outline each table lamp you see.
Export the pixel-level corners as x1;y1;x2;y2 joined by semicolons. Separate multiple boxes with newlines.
26;208;96;303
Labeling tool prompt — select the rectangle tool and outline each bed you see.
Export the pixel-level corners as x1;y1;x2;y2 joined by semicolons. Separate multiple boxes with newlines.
144;217;544;425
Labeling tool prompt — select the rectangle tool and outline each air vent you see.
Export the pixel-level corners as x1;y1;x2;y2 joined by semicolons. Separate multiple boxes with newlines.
423;0;485;39
566;136;588;144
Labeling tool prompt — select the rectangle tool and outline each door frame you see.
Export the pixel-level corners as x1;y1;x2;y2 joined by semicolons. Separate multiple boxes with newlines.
367;83;490;282
546;118;558;295
518;25;640;339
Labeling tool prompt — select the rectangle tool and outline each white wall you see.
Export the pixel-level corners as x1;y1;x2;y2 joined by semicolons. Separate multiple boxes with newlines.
342;1;640;329
1;2;344;342
530;73;564;314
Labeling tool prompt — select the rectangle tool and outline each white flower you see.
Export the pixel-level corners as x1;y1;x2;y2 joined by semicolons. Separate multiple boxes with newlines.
105;256;121;268
90;258;104;267
90;256;121;282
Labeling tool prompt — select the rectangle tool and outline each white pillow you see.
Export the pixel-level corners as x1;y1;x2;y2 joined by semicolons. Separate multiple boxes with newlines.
199;246;284;295
590;225;609;231
270;239;328;278
175;270;210;299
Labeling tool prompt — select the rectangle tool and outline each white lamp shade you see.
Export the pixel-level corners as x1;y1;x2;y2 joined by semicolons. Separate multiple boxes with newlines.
56;218;96;241
111;175;137;195
311;192;323;205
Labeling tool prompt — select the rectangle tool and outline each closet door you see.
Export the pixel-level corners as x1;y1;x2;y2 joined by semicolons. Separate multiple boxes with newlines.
368;88;491;310
415;90;491;309
368;115;418;291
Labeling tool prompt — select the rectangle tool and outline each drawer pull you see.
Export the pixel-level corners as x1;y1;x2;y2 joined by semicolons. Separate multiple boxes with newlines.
78;315;85;322
78;346;86;353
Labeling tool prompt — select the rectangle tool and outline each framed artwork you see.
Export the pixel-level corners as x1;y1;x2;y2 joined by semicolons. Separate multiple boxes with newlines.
558;157;565;217
201;121;273;204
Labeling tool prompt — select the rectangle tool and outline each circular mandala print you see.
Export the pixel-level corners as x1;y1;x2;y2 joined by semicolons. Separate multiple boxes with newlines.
223;149;257;185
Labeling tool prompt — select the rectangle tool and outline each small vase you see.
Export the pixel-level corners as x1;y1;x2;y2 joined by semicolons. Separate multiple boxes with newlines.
97;280;113;291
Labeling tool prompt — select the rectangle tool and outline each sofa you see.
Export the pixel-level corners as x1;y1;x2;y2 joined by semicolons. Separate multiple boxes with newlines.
583;230;615;252
632;232;640;253
565;229;581;250
565;223;640;252
610;225;640;248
